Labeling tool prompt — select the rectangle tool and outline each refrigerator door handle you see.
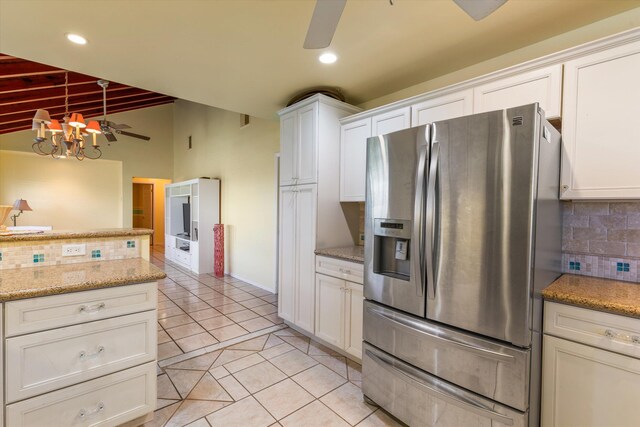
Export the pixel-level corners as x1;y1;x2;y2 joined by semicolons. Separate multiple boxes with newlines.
426;139;439;300
365;304;515;363
411;144;428;297
365;347;516;426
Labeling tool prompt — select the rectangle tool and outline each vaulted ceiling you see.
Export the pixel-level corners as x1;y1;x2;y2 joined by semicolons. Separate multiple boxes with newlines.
0;54;175;135
1;1;639;119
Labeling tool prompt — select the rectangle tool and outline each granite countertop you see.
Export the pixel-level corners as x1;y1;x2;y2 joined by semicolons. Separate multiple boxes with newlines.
315;246;364;264
542;274;640;318
0;258;166;301
0;228;153;242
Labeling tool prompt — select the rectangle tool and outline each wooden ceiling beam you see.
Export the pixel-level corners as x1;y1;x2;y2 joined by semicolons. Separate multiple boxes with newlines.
0;100;175;134
0;82;131;105
0;72;102;93
0;58;63;78
0;96;175;125
0;88;154;114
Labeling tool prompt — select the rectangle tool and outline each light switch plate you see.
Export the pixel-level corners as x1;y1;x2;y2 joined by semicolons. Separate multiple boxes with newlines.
62;244;86;257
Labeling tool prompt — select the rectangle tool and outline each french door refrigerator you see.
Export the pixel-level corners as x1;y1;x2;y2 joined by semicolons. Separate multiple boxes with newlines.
362;104;561;427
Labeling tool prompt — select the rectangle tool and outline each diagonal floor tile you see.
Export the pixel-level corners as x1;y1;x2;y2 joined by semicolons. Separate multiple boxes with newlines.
312;355;348;378
218;374;250;401
188;372;233;401
158;342;183;361
165;369;207;399
167;350;222;371
199;315;235;331
224;353;265;373
270;349;318;376
228;335;269;351
166;322;207;340
176;332;219;353
320;382;376;425
279;335;310;353
157;373;181;400
254;378;315;420
356;409;405;426
165;399;230;427
211;349;256;368
233;361;287;394
144;401;181;427
210;324;249;341
280;400;349;427
259;342;295;360
263;334;285;349
238;317;275;333
291;364;347;398
206;396;275;427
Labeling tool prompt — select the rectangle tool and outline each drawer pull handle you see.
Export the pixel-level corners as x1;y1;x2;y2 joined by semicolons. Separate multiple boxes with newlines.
79;402;105;419
604;329;640;344
79;302;106;313
79;346;105;360
338;268;352;274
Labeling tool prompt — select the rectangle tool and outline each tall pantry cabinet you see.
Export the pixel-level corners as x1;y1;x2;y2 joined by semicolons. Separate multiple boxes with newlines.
277;95;361;334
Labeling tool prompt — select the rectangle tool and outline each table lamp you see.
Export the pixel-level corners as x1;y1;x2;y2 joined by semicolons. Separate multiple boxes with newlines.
11;199;32;226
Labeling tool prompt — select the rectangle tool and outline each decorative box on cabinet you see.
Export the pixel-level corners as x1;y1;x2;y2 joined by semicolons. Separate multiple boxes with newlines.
473;64;562;118
542;301;640;427
315;256;364;360
560;39;640;199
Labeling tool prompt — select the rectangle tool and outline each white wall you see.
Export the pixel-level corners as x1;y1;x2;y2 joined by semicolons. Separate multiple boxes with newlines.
172;100;280;292
0;150;122;229
0;104;174;227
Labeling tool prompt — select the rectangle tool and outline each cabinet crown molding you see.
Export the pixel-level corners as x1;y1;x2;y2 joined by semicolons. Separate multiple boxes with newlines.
278;93;362;117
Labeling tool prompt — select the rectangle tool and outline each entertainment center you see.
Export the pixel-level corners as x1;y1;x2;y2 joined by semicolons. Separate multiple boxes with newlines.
164;178;220;274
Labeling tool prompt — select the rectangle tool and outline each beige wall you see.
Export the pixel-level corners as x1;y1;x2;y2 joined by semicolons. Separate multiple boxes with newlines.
0;150;122;229
132;177;172;246
173;100;280;292
360;7;640;110
0;104;174;228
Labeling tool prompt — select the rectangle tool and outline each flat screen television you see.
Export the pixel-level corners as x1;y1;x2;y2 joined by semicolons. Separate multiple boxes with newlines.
182;203;190;237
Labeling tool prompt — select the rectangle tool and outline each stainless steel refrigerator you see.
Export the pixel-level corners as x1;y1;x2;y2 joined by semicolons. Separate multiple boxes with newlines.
362;104;561;427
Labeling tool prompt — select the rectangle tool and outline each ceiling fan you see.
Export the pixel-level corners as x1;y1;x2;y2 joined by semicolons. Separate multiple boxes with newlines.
97;80;151;142
303;0;508;49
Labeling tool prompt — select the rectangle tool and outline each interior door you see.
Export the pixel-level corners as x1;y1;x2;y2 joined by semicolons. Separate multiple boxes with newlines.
426;105;540;347
132;183;154;245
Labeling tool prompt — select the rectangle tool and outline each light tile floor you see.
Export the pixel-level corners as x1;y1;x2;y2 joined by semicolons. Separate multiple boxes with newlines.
148;249;403;426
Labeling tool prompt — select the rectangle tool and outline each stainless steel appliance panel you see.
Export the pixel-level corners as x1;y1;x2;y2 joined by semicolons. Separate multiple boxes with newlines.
364;126;429;317
362;343;528;427
426;105;541;347
363;301;530;411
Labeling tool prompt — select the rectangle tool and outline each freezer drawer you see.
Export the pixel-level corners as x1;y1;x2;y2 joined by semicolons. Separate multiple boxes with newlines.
363;343;527;427
364;301;530;411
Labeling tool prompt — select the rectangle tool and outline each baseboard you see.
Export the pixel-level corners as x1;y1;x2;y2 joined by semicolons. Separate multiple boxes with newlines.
228;272;276;294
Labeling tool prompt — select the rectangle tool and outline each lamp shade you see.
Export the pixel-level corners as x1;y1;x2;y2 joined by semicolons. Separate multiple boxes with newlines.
85;121;102;134
12;199;32;212
48;119;63;133
31;120;41;131
69;113;86;128
33;109;51;124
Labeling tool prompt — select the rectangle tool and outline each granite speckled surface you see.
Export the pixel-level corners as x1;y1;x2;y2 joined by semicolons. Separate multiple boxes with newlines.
543;274;640;318
0;258;165;301
0;228;153;242
315;246;364;264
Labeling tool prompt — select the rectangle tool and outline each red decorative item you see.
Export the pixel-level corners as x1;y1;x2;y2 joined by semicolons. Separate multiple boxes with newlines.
214;224;224;277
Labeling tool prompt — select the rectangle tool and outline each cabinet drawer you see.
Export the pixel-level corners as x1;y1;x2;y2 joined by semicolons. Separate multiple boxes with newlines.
544;301;640;358
5;282;157;337
316;256;363;284
6;362;156;427
6;310;156;403
175;249;191;266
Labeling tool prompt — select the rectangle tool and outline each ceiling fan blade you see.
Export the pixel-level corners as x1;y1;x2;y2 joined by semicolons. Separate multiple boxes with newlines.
303;0;346;49
107;121;131;130
453;0;507;21
115;129;151;141
103;131;117;143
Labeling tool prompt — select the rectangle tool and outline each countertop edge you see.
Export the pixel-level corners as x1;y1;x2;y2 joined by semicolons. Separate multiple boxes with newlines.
314;249;364;264
0;228;154;243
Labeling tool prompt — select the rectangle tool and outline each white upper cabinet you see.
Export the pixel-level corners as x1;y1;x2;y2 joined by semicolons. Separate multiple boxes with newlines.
279;103;318;186
473;64;562;118
340;118;372;202
411;89;474;126
560;40;640;199
371;107;411;136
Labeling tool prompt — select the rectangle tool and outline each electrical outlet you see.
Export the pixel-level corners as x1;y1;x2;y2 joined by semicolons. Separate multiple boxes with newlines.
62;244;86;257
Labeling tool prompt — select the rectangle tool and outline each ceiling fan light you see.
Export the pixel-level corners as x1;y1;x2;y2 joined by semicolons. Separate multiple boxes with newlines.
48;119;63;133
69;113;86;128
32;109;51;124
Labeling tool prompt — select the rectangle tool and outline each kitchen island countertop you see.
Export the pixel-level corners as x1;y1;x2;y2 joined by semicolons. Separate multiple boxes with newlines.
0;228;153;243
0;258;166;301
315;245;364;264
542;274;640;318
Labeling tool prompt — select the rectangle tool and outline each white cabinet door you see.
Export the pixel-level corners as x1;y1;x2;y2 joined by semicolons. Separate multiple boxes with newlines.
296;103;318;185
345;282;363;360
315;274;345;348
280;111;297;186
294;185;317;333
411;89;474;126
473;64;562;118
560;40;640;199
278;187;296;323
371;107;411;136
542;335;640;427
340;118;372;202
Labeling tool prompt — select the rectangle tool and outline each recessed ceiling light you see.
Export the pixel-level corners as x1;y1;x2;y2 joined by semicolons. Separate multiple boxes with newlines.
66;33;87;45
319;53;337;64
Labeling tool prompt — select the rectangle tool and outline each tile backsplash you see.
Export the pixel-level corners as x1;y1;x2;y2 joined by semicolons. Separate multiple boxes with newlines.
562;201;640;282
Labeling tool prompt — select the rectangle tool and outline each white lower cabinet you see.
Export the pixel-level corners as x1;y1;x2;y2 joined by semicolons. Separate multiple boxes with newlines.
314;256;364;360
542;301;640;427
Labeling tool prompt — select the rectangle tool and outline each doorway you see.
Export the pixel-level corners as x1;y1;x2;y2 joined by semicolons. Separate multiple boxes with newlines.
132;177;172;249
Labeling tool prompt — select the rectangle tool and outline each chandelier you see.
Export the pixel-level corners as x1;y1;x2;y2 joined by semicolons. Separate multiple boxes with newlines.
31;72;102;160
